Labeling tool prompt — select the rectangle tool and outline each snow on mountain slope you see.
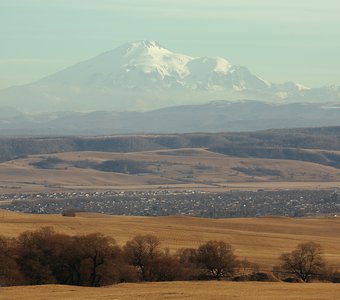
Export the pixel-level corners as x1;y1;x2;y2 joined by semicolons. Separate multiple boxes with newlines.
40;41;192;87
39;40;270;92
0;40;338;112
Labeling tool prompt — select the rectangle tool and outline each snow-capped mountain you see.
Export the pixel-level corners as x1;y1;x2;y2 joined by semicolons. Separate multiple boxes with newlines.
0;40;339;112
37;40;271;92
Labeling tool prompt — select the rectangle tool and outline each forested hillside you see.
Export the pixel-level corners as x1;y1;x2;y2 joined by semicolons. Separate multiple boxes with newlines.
1;126;340;163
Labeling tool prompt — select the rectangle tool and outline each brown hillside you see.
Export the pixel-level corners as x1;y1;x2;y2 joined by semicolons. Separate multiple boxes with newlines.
1;149;340;193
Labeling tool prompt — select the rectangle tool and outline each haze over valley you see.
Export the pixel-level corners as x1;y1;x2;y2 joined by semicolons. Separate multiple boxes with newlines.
1;1;340;298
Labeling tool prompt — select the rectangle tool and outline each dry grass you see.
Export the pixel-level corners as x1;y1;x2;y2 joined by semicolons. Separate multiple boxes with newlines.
1;149;340;193
0;212;340;299
1;282;340;300
0;211;339;269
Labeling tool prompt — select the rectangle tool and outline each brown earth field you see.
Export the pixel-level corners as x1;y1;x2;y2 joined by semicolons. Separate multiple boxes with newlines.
0;148;340;193
0;212;340;299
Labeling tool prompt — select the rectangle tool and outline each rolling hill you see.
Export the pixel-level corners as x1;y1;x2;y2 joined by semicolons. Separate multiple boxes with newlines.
1;148;340;193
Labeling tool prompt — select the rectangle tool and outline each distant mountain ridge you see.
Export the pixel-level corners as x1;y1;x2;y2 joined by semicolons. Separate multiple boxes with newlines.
0;40;339;112
1;100;340;136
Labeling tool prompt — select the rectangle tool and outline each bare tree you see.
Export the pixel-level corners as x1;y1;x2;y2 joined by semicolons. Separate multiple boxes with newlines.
72;233;121;286
53;233;122;286
123;235;161;281
150;252;185;281
16;228;123;286
0;236;24;286
16;227;58;284
278;241;325;282
176;247;202;279
196;240;238;280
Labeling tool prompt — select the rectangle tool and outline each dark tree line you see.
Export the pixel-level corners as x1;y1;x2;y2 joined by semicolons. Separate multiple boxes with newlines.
2;126;340;163
0;228;339;287
0;228;244;286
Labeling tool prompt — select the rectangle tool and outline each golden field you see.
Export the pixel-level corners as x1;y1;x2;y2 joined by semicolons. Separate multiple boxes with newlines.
1;282;340;300
0;149;340;193
0;211;339;299
0;211;339;269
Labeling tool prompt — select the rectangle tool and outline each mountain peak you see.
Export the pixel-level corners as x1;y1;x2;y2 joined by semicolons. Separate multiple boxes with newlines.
119;40;167;56
132;40;162;48
0;40;338;113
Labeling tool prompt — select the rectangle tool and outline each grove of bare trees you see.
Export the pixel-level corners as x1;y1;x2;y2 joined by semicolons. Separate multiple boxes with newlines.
0;228;339;287
276;242;326;282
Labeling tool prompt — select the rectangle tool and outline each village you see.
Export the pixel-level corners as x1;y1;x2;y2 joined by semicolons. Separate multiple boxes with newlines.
1;189;339;218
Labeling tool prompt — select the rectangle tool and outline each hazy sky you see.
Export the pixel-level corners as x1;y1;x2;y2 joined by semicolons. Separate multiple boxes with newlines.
1;0;339;89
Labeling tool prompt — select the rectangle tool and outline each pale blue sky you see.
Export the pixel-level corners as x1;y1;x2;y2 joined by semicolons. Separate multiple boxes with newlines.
1;0;339;89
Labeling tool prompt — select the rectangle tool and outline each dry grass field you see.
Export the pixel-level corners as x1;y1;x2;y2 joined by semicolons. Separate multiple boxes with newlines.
1;282;340;300
0;212;339;299
0;211;339;269
1;148;340;193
